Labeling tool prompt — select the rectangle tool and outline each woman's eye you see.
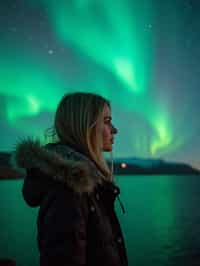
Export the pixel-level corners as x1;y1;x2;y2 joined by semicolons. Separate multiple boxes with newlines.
104;120;112;127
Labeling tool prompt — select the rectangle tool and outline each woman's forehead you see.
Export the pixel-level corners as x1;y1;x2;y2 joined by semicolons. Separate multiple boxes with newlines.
103;104;111;117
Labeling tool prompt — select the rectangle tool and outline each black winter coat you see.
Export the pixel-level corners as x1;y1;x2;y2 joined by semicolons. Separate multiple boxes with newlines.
15;140;128;266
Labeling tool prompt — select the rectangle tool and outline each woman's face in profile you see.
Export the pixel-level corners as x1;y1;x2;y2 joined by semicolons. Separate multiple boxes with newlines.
101;104;118;152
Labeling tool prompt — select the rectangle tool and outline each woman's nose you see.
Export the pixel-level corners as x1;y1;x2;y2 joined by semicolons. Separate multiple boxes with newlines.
112;125;118;134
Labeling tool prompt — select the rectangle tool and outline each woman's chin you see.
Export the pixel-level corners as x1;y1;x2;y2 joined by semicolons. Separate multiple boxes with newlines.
103;145;112;152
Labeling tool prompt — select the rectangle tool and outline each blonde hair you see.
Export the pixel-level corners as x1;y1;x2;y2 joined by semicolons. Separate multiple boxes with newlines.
51;92;112;181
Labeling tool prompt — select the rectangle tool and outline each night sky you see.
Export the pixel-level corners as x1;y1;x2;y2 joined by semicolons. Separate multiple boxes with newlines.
0;0;200;169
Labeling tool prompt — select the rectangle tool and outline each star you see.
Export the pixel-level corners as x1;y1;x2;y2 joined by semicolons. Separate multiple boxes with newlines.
144;24;153;32
48;49;54;55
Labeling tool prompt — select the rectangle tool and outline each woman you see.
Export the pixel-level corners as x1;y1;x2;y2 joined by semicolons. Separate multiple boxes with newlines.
15;92;128;266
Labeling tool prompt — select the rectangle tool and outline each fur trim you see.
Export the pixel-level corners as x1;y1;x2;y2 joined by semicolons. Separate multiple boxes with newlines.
12;139;102;193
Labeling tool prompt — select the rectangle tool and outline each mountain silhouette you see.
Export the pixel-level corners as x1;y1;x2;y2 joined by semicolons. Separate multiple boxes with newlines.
0;152;199;179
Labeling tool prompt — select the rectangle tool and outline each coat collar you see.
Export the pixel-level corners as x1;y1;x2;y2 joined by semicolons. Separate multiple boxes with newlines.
13;139;107;193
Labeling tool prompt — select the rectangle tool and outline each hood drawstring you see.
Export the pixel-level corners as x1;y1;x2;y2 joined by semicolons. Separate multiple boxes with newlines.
110;151;125;214
117;195;126;214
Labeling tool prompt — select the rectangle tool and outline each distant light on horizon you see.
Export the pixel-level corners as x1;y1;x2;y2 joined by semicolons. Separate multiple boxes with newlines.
121;162;127;168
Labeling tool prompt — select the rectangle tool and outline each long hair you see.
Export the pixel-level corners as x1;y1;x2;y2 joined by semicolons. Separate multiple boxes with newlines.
51;92;112;181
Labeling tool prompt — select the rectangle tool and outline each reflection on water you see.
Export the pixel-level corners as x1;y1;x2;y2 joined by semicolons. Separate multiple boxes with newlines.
115;175;200;266
1;175;200;266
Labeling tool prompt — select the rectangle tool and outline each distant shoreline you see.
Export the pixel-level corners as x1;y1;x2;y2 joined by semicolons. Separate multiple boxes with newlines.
0;152;199;179
108;158;200;175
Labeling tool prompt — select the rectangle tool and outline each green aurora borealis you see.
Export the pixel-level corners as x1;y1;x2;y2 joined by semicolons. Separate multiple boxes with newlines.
0;0;200;167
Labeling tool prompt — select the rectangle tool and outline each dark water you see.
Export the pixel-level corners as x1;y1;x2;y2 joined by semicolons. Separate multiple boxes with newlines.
115;175;200;266
1;175;200;266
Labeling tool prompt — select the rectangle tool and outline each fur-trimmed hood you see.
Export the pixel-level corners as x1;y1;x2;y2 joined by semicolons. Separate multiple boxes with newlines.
12;139;106;197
